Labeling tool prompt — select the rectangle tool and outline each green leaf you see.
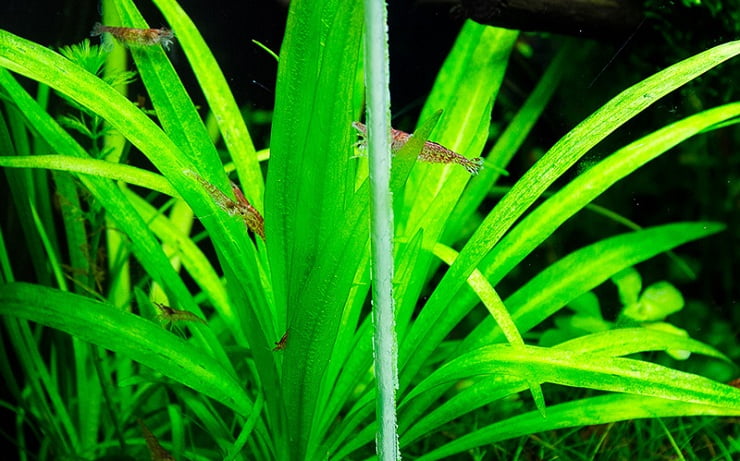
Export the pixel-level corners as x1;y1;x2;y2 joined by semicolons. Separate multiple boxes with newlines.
624;281;685;322
416;393;740;461
444;38;578;239
112;0;224;181
0;282;253;416
432;244;522;346
266;1;365;458
406;343;740;419
613;267;643;306
403;42;740;387
0;155;176;197
399;324;731;448
397;21;518;383
0;69;220;359
391;111;442;194
645;323;692;360
150;0;264;208
464;222;724;349
393;221;725;444
433;243;546;417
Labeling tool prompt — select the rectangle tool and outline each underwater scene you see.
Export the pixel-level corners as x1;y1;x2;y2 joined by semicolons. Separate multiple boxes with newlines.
0;0;738;459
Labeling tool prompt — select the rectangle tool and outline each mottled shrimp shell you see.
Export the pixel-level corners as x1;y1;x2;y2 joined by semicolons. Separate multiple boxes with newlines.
91;23;175;50
352;121;483;174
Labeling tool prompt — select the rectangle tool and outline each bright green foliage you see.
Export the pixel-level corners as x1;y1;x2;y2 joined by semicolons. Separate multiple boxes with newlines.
1;1;739;460
622;281;685;322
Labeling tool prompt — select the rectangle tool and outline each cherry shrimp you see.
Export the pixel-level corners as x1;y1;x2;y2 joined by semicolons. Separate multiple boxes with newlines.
184;170;266;240
91;23;175;50
352;121;484;175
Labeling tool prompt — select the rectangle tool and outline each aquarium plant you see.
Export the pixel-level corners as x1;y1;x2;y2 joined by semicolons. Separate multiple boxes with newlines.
0;0;739;460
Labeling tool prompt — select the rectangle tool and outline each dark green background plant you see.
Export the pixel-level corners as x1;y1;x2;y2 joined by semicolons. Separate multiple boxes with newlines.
1;0;739;460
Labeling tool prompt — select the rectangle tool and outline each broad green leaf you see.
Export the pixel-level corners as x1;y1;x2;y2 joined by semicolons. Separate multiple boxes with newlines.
444;39;578;240
405;344;740;418
464;222;724;349
624;281;685;321
0;283;253;416
266;1;365;458
397;21;518;382
416;394;740;461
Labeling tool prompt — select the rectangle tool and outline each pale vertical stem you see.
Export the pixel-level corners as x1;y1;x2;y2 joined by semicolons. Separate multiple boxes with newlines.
363;0;399;460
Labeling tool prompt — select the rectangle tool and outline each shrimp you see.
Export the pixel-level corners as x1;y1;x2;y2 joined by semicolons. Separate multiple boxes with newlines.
153;302;206;326
137;418;175;461
184;170;265;240
272;330;289;351
91;23;175;50
352;121;484;175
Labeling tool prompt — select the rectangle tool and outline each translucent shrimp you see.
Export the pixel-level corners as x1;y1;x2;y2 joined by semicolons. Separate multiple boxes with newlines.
153;302;206;326
91;23;175;50
352;121;484;175
184;170;265;240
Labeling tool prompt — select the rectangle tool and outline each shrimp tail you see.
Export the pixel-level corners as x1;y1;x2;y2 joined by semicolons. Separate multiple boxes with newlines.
352;121;368;153
156;29;175;51
463;157;484;175
90;22;105;37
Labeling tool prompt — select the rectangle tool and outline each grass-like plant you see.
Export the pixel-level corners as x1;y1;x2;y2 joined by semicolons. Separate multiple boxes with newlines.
1;0;739;459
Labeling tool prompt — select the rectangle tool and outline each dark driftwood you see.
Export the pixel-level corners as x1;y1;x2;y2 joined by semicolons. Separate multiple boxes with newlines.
456;0;644;39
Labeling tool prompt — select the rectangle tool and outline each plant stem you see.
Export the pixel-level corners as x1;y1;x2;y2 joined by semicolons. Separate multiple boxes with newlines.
363;0;399;459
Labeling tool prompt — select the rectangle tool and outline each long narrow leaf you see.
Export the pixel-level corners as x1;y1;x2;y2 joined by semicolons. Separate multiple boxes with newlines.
464;222;724;348
0;283;253;416
401;40;740;387
266;1;365;458
484;101;740;286
398;221;724;443
401;327;731;446
417;393;740;461
0;155;176;197
151;0;264;208
405;344;740;417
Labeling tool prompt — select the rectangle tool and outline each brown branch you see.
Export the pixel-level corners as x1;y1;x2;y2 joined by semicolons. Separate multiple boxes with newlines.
455;0;644;40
